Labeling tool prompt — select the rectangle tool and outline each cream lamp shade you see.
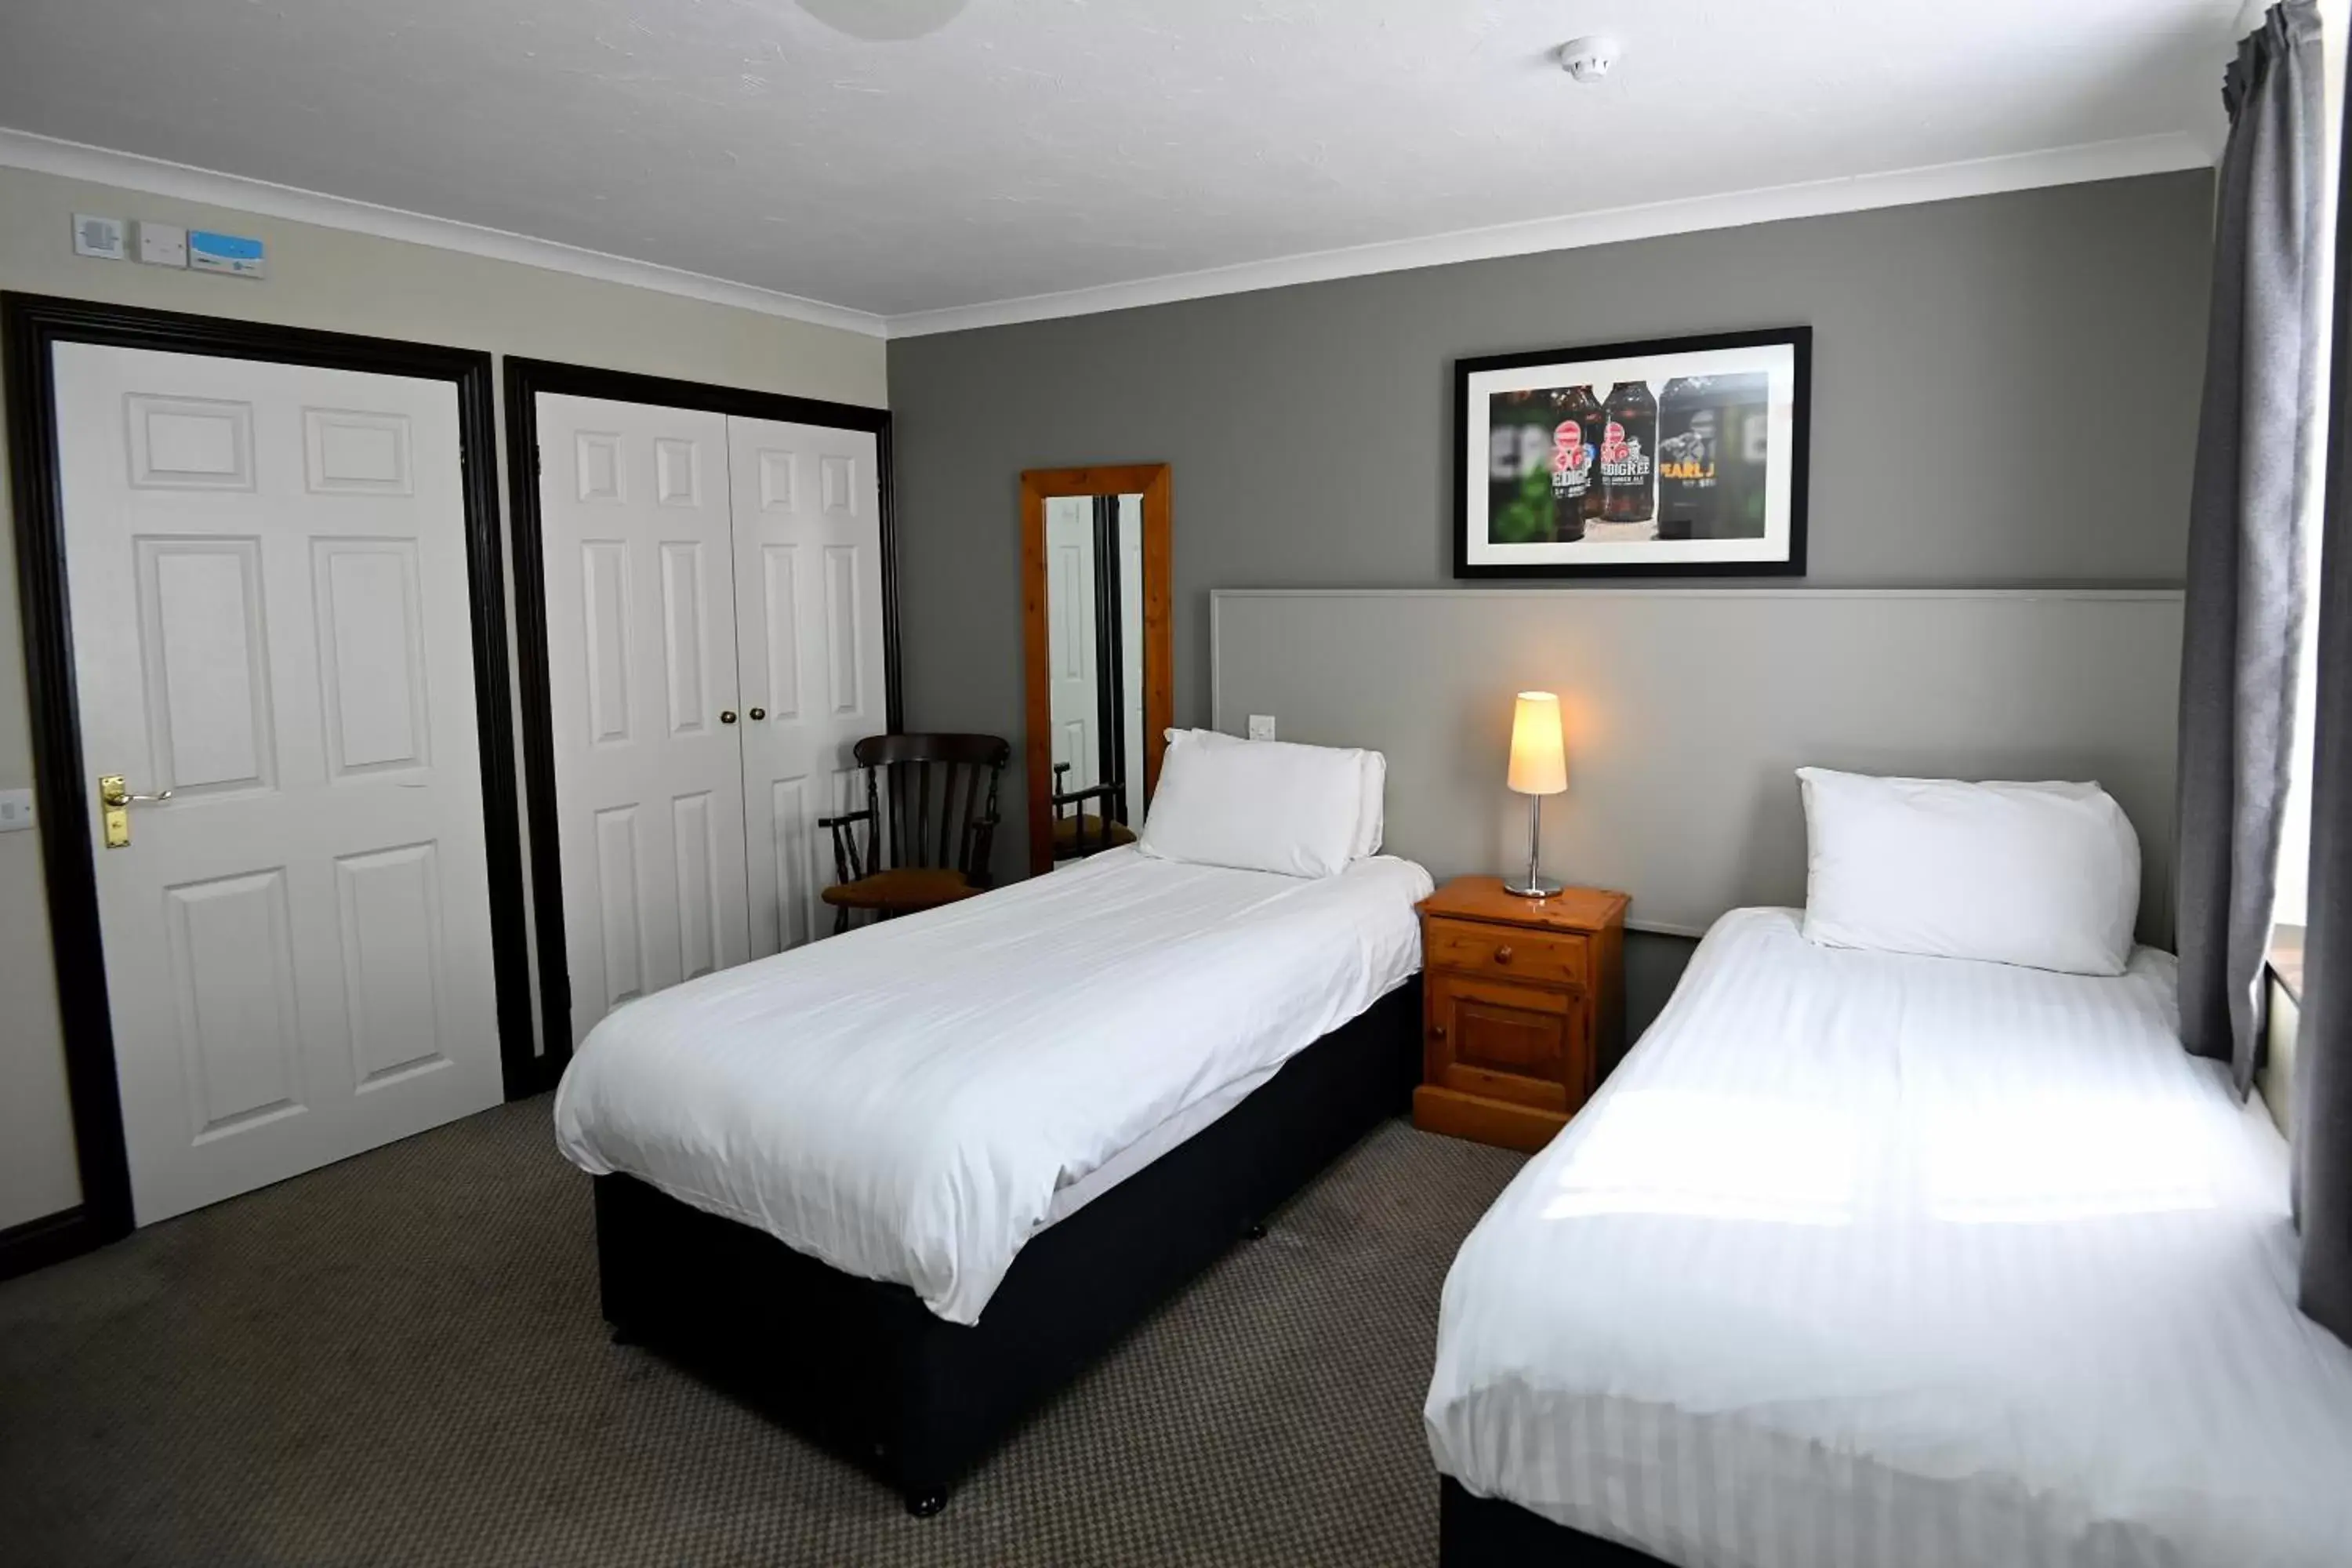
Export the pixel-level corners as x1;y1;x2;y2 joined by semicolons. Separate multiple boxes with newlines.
1508;691;1567;796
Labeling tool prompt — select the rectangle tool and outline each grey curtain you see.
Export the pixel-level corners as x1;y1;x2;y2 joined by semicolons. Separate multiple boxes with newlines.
2296;15;2352;1345
2177;0;2326;1095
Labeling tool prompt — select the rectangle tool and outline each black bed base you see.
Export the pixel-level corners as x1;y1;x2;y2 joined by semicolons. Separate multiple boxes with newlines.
1440;1477;1674;1567
594;981;1421;1515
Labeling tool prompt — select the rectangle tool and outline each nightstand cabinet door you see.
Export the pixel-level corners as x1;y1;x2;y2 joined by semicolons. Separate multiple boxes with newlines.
1427;971;1589;1114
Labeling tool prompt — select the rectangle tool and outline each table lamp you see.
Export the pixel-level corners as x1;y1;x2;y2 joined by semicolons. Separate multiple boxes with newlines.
1504;691;1566;898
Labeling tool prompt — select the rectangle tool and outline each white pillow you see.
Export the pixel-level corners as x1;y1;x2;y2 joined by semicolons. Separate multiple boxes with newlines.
1140;730;1366;877
1352;750;1387;858
1797;767;2140;975
1156;728;1385;858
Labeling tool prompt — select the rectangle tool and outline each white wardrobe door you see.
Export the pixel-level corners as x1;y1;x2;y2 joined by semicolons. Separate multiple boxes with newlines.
54;343;503;1225
727;416;888;959
538;393;750;1049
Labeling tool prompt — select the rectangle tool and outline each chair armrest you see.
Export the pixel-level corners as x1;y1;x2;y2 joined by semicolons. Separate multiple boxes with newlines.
816;807;874;831
1049;781;1121;810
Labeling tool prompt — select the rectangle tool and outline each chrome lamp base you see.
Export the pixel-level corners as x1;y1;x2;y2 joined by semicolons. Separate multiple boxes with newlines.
1505;790;1561;899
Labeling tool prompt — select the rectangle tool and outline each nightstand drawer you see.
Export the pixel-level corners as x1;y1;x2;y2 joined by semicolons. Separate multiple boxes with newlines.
1426;917;1588;989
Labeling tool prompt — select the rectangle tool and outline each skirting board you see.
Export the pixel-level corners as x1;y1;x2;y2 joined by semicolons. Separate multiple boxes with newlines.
1210;588;2183;945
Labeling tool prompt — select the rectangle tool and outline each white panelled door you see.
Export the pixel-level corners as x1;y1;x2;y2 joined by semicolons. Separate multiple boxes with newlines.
1045;496;1101;793
728;414;888;960
536;394;751;1050
53;343;503;1225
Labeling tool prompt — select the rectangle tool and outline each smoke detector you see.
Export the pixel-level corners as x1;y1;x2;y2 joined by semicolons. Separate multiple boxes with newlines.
1556;35;1621;83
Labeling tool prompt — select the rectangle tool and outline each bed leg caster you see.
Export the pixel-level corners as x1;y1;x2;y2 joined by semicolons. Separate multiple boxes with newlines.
1245;1220;1268;1240
904;1490;948;1519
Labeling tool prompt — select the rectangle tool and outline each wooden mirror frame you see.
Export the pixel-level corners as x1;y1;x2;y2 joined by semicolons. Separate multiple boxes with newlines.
1020;464;1173;877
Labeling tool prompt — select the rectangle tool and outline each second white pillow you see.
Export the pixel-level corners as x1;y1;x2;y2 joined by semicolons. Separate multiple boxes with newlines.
1798;767;2141;975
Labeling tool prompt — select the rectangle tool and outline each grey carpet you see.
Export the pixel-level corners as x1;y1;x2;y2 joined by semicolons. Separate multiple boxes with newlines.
0;1098;1523;1567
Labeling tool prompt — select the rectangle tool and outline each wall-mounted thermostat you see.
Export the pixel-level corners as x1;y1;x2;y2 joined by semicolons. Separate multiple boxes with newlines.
135;220;189;267
72;213;126;260
190;230;267;278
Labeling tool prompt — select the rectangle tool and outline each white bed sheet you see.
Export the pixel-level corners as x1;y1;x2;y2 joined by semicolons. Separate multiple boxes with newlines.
1425;908;2352;1568
554;847;1432;1325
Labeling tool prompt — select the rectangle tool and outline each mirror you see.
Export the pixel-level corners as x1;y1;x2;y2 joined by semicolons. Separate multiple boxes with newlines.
1021;465;1172;876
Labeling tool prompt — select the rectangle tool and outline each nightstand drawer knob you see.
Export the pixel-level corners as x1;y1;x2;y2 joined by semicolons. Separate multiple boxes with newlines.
1432;1023;1447;1040
1494;945;1514;964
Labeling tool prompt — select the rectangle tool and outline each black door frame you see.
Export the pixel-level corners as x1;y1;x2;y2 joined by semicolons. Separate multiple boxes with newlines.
0;292;537;1279
503;358;899;1073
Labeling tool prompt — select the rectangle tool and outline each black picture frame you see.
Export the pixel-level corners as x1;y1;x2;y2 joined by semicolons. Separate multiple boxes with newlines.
1453;325;1812;579
1;292;534;1279
501;358;899;1075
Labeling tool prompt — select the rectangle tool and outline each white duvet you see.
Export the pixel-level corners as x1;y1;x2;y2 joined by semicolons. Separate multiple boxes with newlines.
554;847;1431;1324
1426;908;2352;1568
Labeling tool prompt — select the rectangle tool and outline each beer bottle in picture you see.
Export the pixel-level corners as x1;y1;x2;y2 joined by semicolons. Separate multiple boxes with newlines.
1487;390;1555;543
1656;376;1720;540
1708;371;1772;539
1597;381;1658;525
1547;385;1603;540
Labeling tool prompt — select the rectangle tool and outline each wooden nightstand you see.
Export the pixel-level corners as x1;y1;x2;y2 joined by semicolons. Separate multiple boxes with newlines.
1412;876;1628;1152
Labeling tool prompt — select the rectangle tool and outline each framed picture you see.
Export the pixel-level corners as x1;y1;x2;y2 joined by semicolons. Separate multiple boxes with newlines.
1454;325;1811;579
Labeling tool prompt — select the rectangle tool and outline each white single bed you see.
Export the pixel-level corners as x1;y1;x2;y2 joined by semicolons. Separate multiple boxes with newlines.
555;844;1432;1324
1426;907;2352;1568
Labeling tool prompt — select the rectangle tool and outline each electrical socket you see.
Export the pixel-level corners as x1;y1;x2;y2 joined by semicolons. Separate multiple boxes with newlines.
1247;714;1276;741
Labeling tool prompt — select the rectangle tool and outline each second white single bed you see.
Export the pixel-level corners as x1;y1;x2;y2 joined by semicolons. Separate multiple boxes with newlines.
1427;906;2352;1568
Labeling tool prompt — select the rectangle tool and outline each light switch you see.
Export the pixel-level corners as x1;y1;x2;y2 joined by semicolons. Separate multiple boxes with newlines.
1247;714;1277;741
136;220;189;267
0;788;34;833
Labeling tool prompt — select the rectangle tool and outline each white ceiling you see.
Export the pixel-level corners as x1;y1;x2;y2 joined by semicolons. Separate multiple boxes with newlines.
0;1;2238;332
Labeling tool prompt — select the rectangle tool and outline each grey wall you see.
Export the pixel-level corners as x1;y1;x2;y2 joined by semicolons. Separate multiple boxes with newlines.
886;170;2212;1019
1212;586;2183;935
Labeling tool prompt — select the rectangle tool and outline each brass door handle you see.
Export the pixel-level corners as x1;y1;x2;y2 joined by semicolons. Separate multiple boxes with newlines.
100;776;172;808
720;710;738;725
748;707;766;721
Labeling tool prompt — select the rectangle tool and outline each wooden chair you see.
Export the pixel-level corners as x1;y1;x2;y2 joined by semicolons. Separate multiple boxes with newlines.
819;734;1010;933
1049;761;1138;860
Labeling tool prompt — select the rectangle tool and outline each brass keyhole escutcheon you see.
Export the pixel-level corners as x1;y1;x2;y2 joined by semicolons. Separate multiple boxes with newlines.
96;774;170;848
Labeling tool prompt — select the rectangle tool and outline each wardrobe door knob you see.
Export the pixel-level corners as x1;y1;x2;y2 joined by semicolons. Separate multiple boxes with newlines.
720;710;738;724
748;707;766;721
